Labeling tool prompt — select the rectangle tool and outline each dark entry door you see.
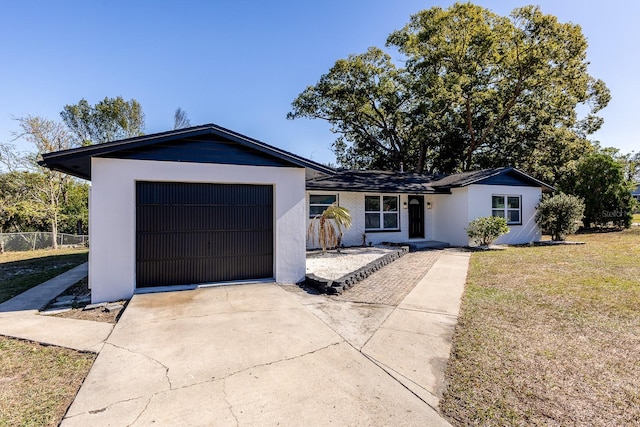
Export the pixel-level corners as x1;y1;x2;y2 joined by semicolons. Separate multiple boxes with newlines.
136;181;273;288
408;195;424;238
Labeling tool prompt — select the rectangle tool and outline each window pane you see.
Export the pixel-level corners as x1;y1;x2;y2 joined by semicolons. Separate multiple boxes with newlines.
309;206;327;216
507;210;520;223
310;195;336;205
365;213;380;229
492;196;505;209
492;210;505;218
507;196;520;209
383;213;398;229
365;196;380;212
383;196;398;211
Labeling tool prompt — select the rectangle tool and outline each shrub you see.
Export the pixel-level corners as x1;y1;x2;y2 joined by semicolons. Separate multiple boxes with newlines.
466;216;510;246
535;193;585;241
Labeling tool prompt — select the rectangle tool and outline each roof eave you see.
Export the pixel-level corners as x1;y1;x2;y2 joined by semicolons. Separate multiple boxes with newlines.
39;124;335;179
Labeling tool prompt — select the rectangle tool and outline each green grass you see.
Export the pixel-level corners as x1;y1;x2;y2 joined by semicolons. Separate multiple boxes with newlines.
0;248;88;303
441;227;640;426
633;213;640;223
0;337;95;427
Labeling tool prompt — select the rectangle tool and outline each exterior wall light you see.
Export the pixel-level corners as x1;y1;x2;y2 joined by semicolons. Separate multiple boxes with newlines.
426;201;432;209
403;201;408;209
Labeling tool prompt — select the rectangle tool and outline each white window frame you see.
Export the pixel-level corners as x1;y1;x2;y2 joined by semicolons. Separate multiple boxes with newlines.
309;194;338;218
491;194;522;225
365;195;400;231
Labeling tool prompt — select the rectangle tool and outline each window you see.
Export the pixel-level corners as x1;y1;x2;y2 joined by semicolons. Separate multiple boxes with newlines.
309;194;337;217
492;195;521;224
365;195;399;231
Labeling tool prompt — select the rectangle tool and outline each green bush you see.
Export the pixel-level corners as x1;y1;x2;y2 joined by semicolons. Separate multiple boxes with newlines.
535;193;585;241
466;216;510;246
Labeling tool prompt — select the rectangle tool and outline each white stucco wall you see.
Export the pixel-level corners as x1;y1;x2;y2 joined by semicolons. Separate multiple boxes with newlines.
305;191;433;248
89;157;306;303
433;184;543;246
431;189;469;245
467;184;542;245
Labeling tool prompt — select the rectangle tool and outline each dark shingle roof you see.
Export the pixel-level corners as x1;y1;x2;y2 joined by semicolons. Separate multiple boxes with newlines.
306;167;554;193
428;168;506;187
39;123;335;180
305;170;442;193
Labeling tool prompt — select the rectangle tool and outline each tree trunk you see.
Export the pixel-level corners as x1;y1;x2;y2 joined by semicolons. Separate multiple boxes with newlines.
51;210;58;249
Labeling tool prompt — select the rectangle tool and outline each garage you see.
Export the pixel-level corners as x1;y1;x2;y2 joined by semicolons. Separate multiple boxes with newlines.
136;181;273;287
38;123;333;303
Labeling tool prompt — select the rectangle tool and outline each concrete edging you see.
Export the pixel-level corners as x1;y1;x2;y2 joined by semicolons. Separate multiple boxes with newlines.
304;246;409;294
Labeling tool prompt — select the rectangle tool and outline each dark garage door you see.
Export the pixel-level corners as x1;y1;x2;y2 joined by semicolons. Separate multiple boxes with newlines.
136;181;273;288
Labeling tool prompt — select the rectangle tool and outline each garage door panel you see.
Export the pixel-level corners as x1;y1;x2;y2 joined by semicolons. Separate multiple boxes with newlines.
137;205;273;232
136;182;274;288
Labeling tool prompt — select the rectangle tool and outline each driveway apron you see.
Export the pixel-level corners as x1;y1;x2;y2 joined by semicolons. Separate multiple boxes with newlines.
62;283;449;426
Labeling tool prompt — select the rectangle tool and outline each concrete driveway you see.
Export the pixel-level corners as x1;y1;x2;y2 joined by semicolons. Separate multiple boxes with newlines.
62;251;469;426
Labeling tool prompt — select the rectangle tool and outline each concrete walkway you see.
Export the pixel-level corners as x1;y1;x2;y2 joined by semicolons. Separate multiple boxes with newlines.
362;250;470;409
0;262;114;353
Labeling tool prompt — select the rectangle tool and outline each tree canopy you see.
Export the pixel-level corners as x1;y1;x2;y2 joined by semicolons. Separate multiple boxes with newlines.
174;107;192;129
289;2;609;182
60;96;145;145
562;153;634;228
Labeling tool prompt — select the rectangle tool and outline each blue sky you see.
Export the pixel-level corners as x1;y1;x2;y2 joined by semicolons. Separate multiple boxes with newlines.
1;1;637;166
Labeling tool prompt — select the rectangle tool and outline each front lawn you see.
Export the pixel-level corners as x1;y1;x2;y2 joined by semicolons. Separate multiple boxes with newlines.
0;337;95;427
441;228;640;426
0;248;88;303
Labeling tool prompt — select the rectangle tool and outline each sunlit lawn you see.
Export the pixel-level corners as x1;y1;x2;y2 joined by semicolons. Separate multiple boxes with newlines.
441;227;640;426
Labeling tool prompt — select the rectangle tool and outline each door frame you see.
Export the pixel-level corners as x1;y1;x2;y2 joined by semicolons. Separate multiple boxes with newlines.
408;195;425;239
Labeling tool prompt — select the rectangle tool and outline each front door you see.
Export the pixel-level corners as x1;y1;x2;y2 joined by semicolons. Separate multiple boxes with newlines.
408;195;424;238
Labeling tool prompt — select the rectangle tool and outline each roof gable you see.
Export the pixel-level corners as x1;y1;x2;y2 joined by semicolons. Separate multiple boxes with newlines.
39;124;334;180
102;135;294;168
430;167;554;192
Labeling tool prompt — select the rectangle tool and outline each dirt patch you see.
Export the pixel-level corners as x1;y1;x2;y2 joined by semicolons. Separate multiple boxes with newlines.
42;277;128;324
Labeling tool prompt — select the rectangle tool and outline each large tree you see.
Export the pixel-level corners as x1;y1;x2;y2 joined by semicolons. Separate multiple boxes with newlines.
60;96;145;145
289;3;609;179
288;47;429;171
562;153;634;228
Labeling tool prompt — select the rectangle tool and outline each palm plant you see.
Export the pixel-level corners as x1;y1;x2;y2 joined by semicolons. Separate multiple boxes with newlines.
308;204;352;252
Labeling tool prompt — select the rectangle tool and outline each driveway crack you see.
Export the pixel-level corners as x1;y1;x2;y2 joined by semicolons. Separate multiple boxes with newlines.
174;341;343;391
64;395;147;421
126;396;152;427
222;378;240;426
361;352;441;413
106;342;174;390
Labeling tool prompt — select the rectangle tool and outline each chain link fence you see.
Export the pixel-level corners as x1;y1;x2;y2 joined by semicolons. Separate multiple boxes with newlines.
0;232;89;252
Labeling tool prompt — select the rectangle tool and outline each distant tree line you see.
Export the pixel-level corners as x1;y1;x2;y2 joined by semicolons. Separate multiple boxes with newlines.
0;97;192;248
